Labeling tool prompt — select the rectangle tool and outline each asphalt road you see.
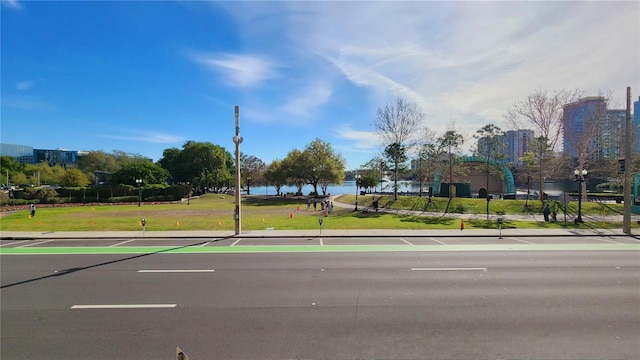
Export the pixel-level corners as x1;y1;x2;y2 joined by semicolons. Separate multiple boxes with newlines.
2;233;640;253
2;246;639;360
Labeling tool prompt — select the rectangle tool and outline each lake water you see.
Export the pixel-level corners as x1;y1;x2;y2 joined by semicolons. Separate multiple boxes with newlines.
248;180;576;197
248;181;424;196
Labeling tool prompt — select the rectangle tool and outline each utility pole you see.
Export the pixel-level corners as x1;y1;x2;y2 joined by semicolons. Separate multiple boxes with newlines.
623;87;632;235
233;105;243;236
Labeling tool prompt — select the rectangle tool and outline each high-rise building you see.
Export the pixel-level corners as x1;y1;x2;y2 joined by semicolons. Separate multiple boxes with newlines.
476;129;534;167
503;129;535;167
0;143;34;164
0;143;79;166
562;96;614;160
601;109;626;160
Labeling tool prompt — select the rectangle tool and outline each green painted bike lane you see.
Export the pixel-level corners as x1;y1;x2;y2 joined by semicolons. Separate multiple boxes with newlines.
1;243;639;255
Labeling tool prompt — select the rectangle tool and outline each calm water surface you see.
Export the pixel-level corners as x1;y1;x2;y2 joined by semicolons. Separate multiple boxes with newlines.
248;181;424;196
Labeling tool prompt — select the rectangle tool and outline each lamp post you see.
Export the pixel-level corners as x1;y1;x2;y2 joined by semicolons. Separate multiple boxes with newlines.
379;158;385;194
354;174;361;211
186;182;190;205
135;179;142;207
232;105;243;236
574;168;587;223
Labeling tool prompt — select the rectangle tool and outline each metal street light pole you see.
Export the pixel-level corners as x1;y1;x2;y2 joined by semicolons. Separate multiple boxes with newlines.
379;159;384;194
623;86;632;234
574;169;587;223
135;179;142;207
232;106;243;236
354;174;361;211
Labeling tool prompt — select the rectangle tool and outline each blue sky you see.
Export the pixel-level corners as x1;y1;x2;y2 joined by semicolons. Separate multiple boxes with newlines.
1;0;638;170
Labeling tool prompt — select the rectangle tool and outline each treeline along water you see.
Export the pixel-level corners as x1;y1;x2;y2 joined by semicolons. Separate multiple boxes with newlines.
247;181;424;196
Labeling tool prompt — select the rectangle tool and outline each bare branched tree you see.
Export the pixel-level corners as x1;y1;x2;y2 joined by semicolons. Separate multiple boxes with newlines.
504;89;582;201
240;153;266;195
505;89;582;151
375;98;425;199
415;127;441;200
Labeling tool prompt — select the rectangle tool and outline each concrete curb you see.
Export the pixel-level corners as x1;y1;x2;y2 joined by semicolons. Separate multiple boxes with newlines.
2;228;639;240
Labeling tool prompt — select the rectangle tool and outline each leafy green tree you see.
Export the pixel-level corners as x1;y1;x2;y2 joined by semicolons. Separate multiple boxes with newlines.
282;149;306;195
60;168;91;187
302;139;346;196
157;147;181;180
361;157;387;193
0;156;26;186
75;150;121;182
12;172;29;186
23;163;66;186
240;153;266;195
158;141;233;187
358;174;378;193
263;159;287;196
108;159;170;186
384;142;408;200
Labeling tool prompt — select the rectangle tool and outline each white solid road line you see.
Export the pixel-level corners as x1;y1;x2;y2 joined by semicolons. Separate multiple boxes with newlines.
230;239;242;246
137;269;215;273
411;267;488;271
70;304;177;309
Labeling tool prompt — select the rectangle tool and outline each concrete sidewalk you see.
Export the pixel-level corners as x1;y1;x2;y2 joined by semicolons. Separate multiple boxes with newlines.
1;227;639;240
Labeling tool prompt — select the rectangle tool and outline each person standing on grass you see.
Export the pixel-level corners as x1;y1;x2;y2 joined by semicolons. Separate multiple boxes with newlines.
543;203;550;222
29;203;36;217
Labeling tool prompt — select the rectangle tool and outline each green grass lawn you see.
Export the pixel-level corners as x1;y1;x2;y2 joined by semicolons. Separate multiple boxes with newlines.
0;193;635;231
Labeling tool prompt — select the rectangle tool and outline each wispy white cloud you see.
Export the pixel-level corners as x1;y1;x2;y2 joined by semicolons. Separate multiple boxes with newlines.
334;124;380;151
281;1;638;134
16;81;34;90
192;53;278;88
280;82;332;117
95;131;186;144
202;0;638;167
1;96;54;111
1;0;22;10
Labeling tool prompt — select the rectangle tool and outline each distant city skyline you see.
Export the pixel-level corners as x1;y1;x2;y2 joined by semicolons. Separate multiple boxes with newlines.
1;1;638;170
